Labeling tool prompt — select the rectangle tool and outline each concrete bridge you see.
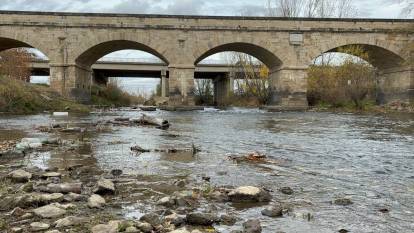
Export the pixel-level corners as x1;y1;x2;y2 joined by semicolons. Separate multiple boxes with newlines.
0;11;413;108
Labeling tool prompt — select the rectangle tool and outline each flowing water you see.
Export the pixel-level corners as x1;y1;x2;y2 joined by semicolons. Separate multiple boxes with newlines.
1;109;414;232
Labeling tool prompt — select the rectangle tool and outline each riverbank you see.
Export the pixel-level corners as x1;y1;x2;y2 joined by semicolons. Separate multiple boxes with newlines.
0;77;89;114
0;109;413;232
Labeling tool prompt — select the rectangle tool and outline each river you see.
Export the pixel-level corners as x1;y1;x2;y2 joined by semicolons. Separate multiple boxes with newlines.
1;108;413;232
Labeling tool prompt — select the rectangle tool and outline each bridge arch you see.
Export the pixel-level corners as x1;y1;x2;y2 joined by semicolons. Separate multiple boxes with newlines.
75;40;169;67
194;42;283;70
0;37;50;59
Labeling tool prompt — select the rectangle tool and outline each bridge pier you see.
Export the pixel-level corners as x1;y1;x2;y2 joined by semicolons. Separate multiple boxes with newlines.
49;64;92;103
160;69;169;98
268;67;309;110
213;75;233;106
377;65;413;105
92;72;109;86
168;65;195;106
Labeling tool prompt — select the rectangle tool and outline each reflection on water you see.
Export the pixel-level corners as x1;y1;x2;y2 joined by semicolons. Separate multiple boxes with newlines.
1;109;413;232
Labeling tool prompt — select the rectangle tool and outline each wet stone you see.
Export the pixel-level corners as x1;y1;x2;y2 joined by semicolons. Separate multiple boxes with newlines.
228;186;271;203
280;187;294;195
140;213;162;226
94;178;115;195
30;222;50;231
88;194;106;208
220;214;238;226
261;204;283;217
186;212;217;226
33;204;66;219
8;170;32;182
334;198;353;206
243;219;262;233
136;221;153;232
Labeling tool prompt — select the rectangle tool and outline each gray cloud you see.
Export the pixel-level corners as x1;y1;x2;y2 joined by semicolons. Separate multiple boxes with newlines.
0;0;406;18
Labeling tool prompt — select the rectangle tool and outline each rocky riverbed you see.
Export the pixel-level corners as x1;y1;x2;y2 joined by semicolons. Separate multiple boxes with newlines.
0;108;413;232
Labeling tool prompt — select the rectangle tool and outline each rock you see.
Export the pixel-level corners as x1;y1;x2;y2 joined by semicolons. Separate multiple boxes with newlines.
10;207;25;217
45;230;62;233
186;212;217;226
169;229;191;233
130;145;150;153
140;213;162;226
279;187;294;195
94;179;115;195
33;204;66;218
88;194;106;208
230;231;243;233
91;223;118;233
243;219;262;233
125;226;139;232
40;193;65;203
20;182;34;192
261;204;283;217
42;172;62;178
8;170;32;182
165;213;185;226
157;196;175;207
333;198;353;206
136;222;153;232
30;222;50;231
64;192;84;202
39;183;82;194
228;186;271;203
10;227;23;233
54;216;86;228
220;214;237;226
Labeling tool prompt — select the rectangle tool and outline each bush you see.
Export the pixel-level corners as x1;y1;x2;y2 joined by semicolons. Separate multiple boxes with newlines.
307;46;376;110
91;81;146;107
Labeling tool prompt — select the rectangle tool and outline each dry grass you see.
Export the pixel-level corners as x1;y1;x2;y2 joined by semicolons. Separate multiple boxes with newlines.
0;76;89;114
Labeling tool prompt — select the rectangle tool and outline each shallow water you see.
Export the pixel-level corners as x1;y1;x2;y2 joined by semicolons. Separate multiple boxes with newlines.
1;109;414;232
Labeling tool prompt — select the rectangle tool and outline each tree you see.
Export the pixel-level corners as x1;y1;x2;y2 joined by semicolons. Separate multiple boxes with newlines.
194;79;214;105
0;48;32;82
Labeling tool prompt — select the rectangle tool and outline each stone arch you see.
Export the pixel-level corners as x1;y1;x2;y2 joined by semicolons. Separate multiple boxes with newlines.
309;41;406;70
75;40;169;68
194;42;283;71
0;36;51;59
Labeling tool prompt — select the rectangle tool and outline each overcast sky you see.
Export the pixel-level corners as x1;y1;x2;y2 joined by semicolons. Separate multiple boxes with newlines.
0;0;410;18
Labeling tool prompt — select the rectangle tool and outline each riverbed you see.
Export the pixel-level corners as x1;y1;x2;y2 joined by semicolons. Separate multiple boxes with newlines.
1;108;413;232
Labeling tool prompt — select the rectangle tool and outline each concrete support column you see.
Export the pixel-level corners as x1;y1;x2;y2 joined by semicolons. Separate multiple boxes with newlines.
49;63;92;102
377;65;413;105
168;65;195;106
268;66;308;110
161;69;169;97
213;75;232;106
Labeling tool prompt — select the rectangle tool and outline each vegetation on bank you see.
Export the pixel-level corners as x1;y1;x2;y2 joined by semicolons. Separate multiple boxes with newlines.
90;82;147;107
0;76;90;114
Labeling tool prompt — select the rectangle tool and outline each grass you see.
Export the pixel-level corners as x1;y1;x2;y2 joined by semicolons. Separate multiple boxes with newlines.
0;76;90;114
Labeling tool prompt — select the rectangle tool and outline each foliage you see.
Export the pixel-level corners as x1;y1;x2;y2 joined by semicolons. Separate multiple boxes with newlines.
307;46;376;110
0;75;89;114
0;48;32;82
230;53;272;105
194;79;214;105
90;81;146;107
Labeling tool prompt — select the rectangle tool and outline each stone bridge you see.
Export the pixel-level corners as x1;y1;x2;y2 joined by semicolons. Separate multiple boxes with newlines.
0;11;413;108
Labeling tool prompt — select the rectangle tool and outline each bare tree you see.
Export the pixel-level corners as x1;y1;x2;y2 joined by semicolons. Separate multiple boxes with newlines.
0;48;32;82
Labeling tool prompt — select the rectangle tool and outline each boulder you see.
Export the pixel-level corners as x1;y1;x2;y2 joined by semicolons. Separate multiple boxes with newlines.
33;204;66;218
136;222;153;233
220;214;238;226
91;224;118;233
39;183;82;194
88;194;106;208
243;219;262;233
94;179;115;195
165;213;185;226
64;192;84;202
157;196;175;207
30;222;50;231
261;205;283;217
10;227;23;233
186;212;217;226
228;186;271;203
8;170;32;182
140;213;162;226
54;216;86;228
